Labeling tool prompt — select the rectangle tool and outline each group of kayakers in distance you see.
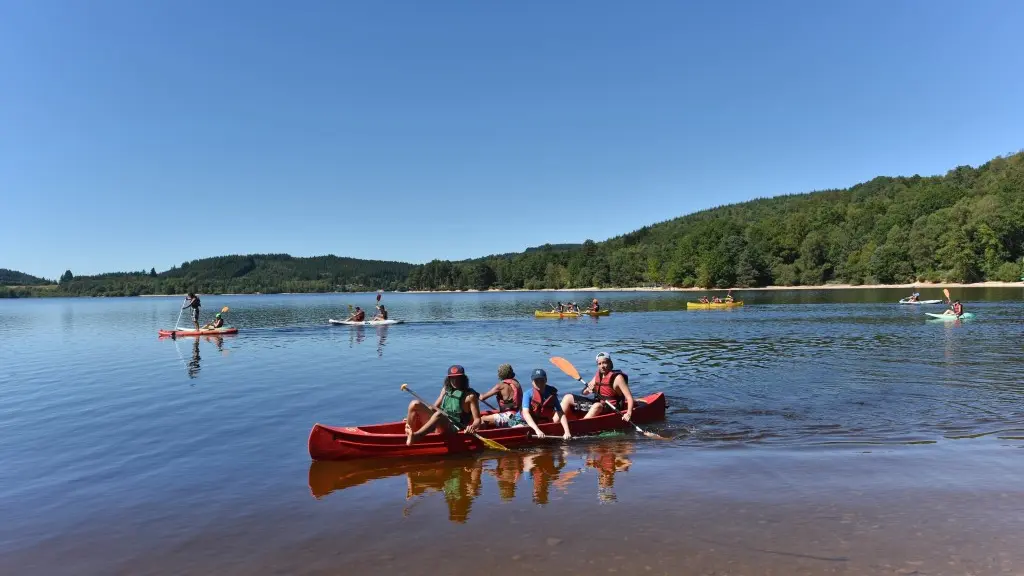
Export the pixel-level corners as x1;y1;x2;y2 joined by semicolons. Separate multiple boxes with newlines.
551;298;600;313
403;352;635;446
698;291;734;304
903;289;967;317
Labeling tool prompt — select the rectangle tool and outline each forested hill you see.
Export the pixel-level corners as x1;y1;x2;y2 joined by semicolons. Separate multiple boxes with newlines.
3;254;414;298
0;269;54;286
406;151;1024;290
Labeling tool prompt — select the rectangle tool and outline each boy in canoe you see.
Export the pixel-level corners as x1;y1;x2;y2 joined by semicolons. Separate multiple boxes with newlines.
522;369;572;439
479;364;525;428
559;352;636;422
182;293;201;330
405;365;483;445
347;307;366;322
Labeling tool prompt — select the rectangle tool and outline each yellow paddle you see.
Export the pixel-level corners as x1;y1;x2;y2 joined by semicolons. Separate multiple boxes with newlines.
400;383;510;452
549;356;669;440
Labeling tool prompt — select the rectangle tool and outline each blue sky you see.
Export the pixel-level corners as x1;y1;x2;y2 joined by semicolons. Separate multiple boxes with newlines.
2;0;1023;280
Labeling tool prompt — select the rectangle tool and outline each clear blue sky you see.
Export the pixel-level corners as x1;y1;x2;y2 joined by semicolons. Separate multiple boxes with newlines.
2;0;1023;280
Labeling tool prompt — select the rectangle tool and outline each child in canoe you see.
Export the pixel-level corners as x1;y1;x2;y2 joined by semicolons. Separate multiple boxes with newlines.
522;369;572;440
479;364;525;428
405;365;483;445
560;352;636;422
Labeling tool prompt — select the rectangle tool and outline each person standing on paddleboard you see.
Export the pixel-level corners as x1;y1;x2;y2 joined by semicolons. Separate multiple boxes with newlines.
182;293;201;330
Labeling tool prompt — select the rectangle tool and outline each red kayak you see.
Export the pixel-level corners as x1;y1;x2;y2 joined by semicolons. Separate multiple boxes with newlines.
157;326;239;337
308;391;667;461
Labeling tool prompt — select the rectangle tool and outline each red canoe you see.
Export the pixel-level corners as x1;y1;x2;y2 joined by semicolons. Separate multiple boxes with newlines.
157;327;239;337
308;391;667;461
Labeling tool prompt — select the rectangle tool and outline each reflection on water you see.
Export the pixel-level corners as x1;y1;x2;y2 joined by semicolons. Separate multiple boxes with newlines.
308;440;635;523
164;335;232;380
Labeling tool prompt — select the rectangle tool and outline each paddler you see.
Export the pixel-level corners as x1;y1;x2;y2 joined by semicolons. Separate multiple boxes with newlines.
590;298;600;313
725;291;734;303
347;306;366;322
480;364;525;428
374;304;389;321
201;312;224;330
521;369;572;439
405;365;482;445
559;352;635;422
943;300;964;317
907;292;920;302
182;292;201;330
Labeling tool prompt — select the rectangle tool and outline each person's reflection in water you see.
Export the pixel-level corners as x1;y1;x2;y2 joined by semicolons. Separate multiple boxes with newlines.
375;325;388;357
349;325;366;347
585;442;634;503
523;447;572;505
187;338;201;379
488;453;526;501
406;461;484;523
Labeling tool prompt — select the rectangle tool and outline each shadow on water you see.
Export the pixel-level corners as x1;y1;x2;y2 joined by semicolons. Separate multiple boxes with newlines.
308;440;635;523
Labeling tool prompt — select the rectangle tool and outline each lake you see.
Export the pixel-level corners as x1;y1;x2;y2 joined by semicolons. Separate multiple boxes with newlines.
1;288;1022;575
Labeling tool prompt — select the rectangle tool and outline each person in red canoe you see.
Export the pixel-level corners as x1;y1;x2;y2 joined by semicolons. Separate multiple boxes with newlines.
559;352;636;422
405;365;483;446
521;368;572;440
347;306;366;322
182;293;201;330
480;363;525;428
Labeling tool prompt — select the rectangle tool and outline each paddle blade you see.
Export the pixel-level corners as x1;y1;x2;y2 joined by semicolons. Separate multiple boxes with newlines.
221;306;229;313
550;356;581;381
376;290;382;302
943;288;951;301
477;435;511;452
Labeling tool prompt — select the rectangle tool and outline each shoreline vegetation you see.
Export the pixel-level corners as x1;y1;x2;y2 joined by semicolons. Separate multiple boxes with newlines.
4;151;1024;299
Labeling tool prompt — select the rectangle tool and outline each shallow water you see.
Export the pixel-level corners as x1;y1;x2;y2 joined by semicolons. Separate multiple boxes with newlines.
1;289;1021;574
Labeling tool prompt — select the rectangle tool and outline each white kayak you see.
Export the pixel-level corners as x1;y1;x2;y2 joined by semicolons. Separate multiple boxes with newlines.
329;318;403;326
899;299;943;304
926;312;975;320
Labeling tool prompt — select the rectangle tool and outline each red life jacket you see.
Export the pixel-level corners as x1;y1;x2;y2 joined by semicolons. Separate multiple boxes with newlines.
592;370;627;407
354;311;365;321
529;385;559;419
953;302;963;315
497;379;523;412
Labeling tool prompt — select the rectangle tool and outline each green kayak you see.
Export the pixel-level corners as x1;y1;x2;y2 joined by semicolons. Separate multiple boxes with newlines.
925;312;975;320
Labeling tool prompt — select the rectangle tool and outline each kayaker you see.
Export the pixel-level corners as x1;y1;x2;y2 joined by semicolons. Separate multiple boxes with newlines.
480;364;525;428
182;293;201;330
907;292;920;303
712;296;722;303
202;313;224;330
725;291;734;303
521;369;572;440
405;365;483;445
347;307;366;322
570;302;580;313
590;298;600;313
374;305;388;321
943;300;964;317
699;296;709;304
559;352;635;422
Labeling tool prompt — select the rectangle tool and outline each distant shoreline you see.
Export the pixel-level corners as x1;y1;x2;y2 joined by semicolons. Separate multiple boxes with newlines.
119;280;1024;298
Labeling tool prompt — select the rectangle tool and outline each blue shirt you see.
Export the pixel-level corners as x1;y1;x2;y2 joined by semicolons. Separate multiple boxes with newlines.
527;384;563;415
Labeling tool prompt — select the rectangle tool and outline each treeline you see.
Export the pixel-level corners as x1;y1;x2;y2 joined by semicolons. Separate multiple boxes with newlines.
405;151;1024;290
3;254;414;298
0;269;54;286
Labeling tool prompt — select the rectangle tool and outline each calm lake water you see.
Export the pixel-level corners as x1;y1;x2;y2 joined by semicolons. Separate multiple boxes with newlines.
1;288;1022;575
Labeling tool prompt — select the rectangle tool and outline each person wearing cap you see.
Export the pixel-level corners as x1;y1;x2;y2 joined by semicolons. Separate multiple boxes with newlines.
559;352;635;421
373;304;389;321
202;312;225;330
404;364;483;445
347;306;366;322
521;368;572;440
479;364;525;428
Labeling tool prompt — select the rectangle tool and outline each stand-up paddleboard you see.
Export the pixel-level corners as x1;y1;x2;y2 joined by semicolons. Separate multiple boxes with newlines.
329;319;403;326
925;312;975;320
158;326;239;337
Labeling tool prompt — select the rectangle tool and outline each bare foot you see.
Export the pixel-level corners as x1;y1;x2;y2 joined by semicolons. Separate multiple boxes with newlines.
405;422;415;446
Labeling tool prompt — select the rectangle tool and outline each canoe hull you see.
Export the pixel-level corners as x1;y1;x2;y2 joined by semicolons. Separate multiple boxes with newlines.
308;391;667;461
329;319;404;326
534;310;610;318
686;301;743;309
158;327;238;337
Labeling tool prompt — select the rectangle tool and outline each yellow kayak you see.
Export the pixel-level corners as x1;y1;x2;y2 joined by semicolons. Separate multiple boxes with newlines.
686;301;744;309
534;309;611;318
